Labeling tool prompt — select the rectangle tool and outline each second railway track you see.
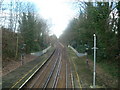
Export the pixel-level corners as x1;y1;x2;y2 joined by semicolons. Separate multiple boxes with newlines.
11;43;77;89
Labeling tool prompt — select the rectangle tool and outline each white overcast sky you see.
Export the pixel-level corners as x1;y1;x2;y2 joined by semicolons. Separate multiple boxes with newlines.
29;0;118;38
30;0;79;37
2;0;117;37
1;0;79;37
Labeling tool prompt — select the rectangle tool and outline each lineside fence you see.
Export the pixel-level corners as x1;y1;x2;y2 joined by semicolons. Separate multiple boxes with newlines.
31;46;51;56
68;45;85;57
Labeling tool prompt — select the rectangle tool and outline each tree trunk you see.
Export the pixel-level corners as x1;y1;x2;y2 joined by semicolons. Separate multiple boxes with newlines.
117;1;120;61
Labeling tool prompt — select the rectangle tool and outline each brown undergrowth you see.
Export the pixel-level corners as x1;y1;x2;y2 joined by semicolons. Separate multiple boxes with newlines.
68;48;118;88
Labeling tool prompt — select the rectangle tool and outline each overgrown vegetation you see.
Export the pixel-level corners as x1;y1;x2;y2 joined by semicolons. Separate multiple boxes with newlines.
19;12;49;53
60;2;119;63
68;48;93;88
68;47;118;88
2;28;17;59
1;1;50;60
60;2;119;78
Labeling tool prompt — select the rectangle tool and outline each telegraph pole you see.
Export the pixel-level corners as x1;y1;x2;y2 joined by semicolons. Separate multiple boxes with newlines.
93;34;96;88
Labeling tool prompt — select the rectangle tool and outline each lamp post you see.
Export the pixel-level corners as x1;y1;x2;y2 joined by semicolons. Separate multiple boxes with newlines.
93;34;96;88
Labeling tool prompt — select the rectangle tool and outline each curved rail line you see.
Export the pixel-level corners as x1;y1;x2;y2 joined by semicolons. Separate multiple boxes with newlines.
21;48;61;88
42;52;60;88
42;52;61;88
52;53;62;88
35;49;59;88
28;49;59;89
69;60;74;89
66;49;74;89
24;49;59;88
10;49;56;89
66;63;68;88
10;46;76;89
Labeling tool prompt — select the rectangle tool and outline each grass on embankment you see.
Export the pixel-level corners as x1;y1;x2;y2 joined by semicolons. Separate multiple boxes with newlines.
67;48;93;88
98;61;118;79
88;55;118;79
67;47;118;88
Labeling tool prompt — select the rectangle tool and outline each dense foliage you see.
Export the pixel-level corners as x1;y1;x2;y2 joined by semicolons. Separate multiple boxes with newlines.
60;2;119;62
19;12;49;53
2;1;50;60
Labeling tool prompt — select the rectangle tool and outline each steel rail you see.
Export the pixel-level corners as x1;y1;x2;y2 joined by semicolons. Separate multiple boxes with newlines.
66;63;68;88
17;49;56;89
52;53;62;88
68;54;75;89
71;70;74;89
42;52;60;89
31;49;59;88
29;49;58;89
54;55;62;88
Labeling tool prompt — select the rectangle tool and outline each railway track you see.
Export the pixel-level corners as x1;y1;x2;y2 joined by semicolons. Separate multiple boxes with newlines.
46;51;62;88
10;44;77;89
22;48;59;88
31;51;59;88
